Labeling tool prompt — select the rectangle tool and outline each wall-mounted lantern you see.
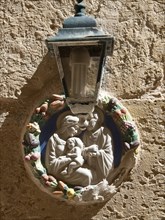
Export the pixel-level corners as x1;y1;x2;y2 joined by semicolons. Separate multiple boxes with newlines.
46;0;114;114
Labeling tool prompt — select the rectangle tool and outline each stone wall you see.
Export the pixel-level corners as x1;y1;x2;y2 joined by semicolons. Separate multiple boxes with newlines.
0;0;164;220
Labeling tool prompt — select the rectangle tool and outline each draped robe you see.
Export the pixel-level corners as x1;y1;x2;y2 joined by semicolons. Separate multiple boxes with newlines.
82;127;114;182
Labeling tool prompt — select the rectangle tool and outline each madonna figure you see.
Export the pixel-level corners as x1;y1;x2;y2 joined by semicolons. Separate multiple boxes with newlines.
45;115;94;186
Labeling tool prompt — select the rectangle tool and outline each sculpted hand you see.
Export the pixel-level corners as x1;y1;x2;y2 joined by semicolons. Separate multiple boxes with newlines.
67;153;77;158
88;151;100;157
83;145;100;157
86;144;98;152
65;157;72;163
58;156;72;163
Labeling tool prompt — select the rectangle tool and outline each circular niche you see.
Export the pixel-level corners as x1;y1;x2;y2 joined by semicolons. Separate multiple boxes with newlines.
23;94;140;204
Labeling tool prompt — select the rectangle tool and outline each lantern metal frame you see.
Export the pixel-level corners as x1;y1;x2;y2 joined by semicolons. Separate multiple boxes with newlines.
46;0;114;114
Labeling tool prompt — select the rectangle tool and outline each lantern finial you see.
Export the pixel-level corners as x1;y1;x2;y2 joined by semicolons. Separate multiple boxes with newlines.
75;0;86;16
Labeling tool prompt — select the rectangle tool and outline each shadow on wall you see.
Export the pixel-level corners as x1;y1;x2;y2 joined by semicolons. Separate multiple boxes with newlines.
1;52;63;151
20;52;63;99
0;52;63;137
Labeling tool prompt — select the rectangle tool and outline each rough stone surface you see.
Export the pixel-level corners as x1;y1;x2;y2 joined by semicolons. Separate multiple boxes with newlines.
0;0;164;220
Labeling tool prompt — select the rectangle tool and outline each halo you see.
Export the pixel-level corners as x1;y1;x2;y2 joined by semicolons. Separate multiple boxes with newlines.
56;109;73;130
93;106;104;126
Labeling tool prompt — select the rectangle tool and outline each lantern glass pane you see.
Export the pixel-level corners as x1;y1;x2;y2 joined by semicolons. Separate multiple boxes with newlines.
59;45;103;101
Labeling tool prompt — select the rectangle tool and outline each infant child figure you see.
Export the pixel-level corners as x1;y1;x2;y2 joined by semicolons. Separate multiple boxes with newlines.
61;137;84;176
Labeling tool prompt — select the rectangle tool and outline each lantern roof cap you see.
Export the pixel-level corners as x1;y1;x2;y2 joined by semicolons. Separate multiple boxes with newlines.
63;0;97;28
63;16;97;28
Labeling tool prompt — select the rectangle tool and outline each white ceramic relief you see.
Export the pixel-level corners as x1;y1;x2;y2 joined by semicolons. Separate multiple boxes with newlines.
23;94;140;204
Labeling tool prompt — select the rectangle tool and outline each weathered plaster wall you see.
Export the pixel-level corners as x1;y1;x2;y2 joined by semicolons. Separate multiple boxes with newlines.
0;0;164;220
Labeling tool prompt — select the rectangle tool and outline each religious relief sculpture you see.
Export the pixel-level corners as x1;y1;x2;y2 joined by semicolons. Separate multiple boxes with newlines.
23;94;140;203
